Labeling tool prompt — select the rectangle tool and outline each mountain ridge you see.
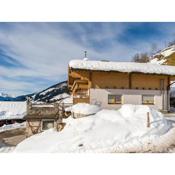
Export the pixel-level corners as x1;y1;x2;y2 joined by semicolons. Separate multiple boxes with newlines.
150;45;175;65
0;81;70;102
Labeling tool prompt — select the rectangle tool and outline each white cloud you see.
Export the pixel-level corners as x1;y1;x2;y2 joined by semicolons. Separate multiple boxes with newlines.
0;23;174;95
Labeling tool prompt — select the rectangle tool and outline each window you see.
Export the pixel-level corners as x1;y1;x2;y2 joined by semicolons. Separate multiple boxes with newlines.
42;120;54;130
108;95;122;104
142;95;154;105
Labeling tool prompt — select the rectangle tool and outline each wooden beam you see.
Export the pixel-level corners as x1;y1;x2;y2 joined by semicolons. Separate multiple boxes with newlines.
167;76;171;112
129;73;132;89
70;68;175;77
89;71;92;88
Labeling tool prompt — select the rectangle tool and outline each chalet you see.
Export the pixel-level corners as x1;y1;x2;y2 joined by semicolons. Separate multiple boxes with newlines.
68;59;175;111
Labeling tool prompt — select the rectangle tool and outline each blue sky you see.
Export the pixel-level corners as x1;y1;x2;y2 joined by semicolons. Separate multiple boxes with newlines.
1;22;175;96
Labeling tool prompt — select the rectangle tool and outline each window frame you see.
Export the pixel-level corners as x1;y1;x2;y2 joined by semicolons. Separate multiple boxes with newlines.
142;95;155;105
108;94;122;104
41;119;55;131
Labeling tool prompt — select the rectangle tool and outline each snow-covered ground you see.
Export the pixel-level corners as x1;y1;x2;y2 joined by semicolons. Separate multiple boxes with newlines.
0;122;26;133
0;146;15;153
0;122;26;153
0;101;26;120
14;104;175;153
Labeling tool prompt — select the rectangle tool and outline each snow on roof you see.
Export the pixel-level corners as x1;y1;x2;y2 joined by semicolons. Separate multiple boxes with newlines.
31;104;54;108
69;59;175;76
0;101;27;120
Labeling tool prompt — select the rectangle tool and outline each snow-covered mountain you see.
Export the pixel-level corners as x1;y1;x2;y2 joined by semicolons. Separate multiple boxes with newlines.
0;93;12;98
149;45;175;107
32;81;69;102
0;93;15;101
150;45;175;65
0;81;70;103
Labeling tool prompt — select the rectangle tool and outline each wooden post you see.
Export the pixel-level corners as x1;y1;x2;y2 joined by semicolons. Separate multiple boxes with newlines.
167;76;170;112
147;112;150;128
128;73;132;89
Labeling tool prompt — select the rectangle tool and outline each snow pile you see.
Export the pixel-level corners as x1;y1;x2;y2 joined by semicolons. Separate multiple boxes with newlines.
0;140;15;153
14;105;173;153
0;146;15;153
65;103;100;115
69;59;175;76
0;102;27;120
0;122;26;133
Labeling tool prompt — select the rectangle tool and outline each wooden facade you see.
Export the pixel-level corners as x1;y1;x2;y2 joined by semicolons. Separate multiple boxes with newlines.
68;67;175;110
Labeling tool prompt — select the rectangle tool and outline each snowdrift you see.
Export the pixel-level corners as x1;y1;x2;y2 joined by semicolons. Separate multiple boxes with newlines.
14;105;173;153
66;103;100;115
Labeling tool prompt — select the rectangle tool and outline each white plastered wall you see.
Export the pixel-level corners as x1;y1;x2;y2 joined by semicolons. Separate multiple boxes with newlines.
90;89;168;110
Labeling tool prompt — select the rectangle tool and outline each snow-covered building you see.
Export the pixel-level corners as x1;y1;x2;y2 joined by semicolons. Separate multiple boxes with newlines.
68;59;175;111
24;101;71;137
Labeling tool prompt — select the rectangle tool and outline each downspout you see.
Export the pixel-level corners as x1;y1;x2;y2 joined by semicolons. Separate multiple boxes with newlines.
160;79;164;111
167;76;170;112
167;87;170;112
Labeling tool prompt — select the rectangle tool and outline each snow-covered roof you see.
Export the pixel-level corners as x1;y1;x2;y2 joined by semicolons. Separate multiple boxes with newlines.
69;59;175;76
0;102;27;120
